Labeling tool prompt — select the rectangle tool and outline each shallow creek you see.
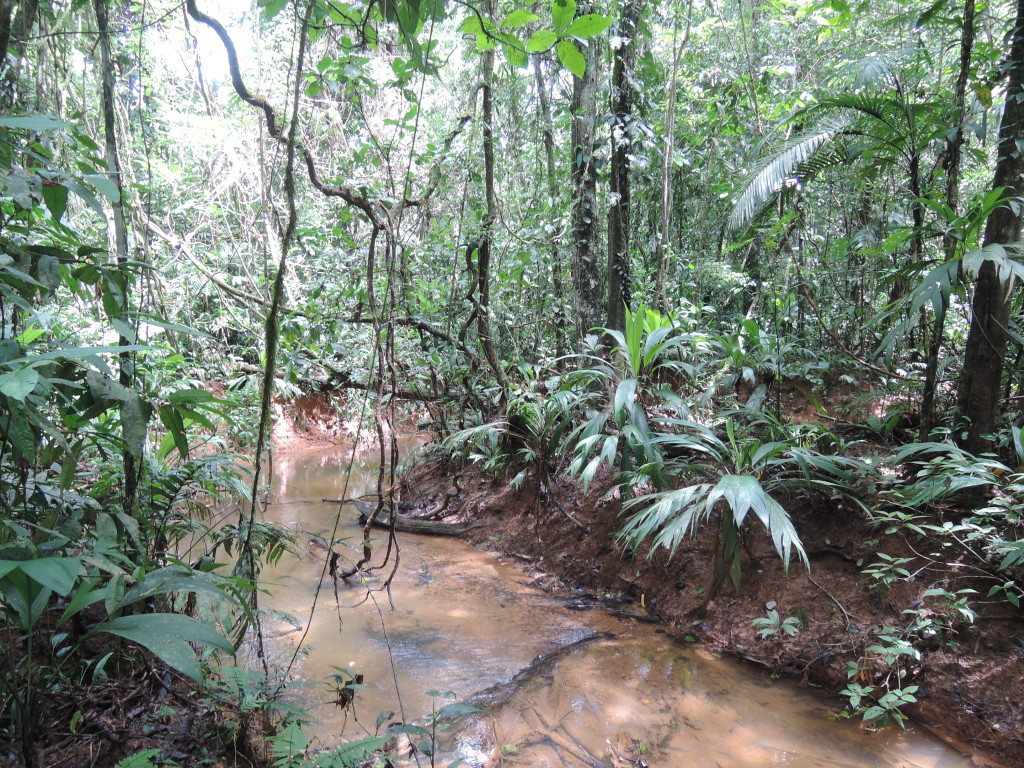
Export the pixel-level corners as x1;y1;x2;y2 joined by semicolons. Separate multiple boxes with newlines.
256;446;975;768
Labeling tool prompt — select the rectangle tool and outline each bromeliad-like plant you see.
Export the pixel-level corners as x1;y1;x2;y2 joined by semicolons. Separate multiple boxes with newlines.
569;306;695;492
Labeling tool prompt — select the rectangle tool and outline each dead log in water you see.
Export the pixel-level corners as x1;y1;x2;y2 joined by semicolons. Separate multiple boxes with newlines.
347;497;487;536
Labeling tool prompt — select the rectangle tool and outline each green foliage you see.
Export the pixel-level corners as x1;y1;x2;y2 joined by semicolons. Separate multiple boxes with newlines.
752;609;803;639
840;680;919;729
113;750;164;768
861;554;914;592
560;309;874;596
873;440;1023;610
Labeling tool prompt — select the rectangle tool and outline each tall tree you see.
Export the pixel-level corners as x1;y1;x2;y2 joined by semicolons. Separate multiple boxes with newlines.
956;0;1024;454
534;55;567;362
920;0;976;440
474;3;508;394
0;0;39;105
570;19;602;344
95;0;140;513
607;0;640;333
655;0;691;313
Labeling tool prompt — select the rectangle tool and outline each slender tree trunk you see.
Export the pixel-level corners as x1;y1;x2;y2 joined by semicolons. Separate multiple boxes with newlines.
477;31;507;394
956;0;1024;454
570;24;601;344
0;2;12;74
95;0;140;513
607;0;640;333
533;55;566;362
655;0;692;312
920;0;975;440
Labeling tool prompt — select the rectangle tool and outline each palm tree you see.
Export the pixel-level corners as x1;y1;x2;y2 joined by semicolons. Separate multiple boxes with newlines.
730;53;927;247
728;52;948;429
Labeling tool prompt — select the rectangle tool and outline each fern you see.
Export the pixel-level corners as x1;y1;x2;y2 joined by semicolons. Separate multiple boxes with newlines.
313;736;389;767
271;720;308;768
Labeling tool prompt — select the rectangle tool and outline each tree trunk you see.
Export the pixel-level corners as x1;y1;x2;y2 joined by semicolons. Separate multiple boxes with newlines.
0;2;12;73
476;30;507;394
607;0;640;333
0;0;39;106
920;0;975;440
533;55;566;363
655;0;691;313
570;24;602;345
95;0;140;514
956;0;1024;454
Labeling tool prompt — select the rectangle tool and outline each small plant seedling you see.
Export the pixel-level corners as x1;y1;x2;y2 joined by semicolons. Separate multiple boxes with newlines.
751;609;802;639
862;554;914;591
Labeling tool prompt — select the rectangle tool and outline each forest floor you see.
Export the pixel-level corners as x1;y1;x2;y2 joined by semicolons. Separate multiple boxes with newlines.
0;636;263;768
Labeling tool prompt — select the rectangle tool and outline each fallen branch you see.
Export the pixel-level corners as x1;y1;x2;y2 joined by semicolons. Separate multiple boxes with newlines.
463;633;613;712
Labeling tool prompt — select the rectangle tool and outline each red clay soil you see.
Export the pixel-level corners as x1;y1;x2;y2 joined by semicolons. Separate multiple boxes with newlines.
397;460;1024;768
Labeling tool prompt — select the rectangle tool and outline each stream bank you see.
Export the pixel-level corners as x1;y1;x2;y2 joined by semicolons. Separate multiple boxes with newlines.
398;458;1024;767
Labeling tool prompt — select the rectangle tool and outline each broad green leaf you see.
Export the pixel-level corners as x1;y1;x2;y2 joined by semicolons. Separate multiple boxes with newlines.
167;388;218;405
564;13;612;38
258;0;289;20
42;182;69;221
84;173;120;203
111;317;138;343
502;9;539;27
16;327;46;345
16;557;80;596
6;403;36;462
556;39;585;78
459;15;482;34
552;0;576;36
0;368;40;401
134;316;214;340
503;41;528;67
59;577;105;624
159;404;188;460
61;179;105;218
613;378;638;425
113;565;233;612
98;613;233;681
85;370;152;459
476;32;497;51
526;29;557;51
4;171;41;209
0;114;68;131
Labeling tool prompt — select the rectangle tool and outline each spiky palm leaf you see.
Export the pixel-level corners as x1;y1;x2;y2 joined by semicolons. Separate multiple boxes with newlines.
729;58;922;230
728;114;854;230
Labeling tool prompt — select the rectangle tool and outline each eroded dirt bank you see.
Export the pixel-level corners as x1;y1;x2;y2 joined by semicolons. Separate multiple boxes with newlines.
398;460;1024;767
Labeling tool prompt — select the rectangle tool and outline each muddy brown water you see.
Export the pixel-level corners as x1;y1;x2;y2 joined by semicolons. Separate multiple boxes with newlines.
254;446;975;767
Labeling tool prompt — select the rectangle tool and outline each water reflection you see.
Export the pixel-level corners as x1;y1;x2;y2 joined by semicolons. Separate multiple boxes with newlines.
258;446;974;768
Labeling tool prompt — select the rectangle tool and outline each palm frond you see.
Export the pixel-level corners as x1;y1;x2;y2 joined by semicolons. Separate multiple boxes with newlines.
618;484;714;557
706;475;808;572
831;53;901;92
815;91;911;136
728;114;852;230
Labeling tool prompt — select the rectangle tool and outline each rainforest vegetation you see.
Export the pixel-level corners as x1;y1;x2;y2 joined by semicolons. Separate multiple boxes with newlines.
1;0;1024;765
